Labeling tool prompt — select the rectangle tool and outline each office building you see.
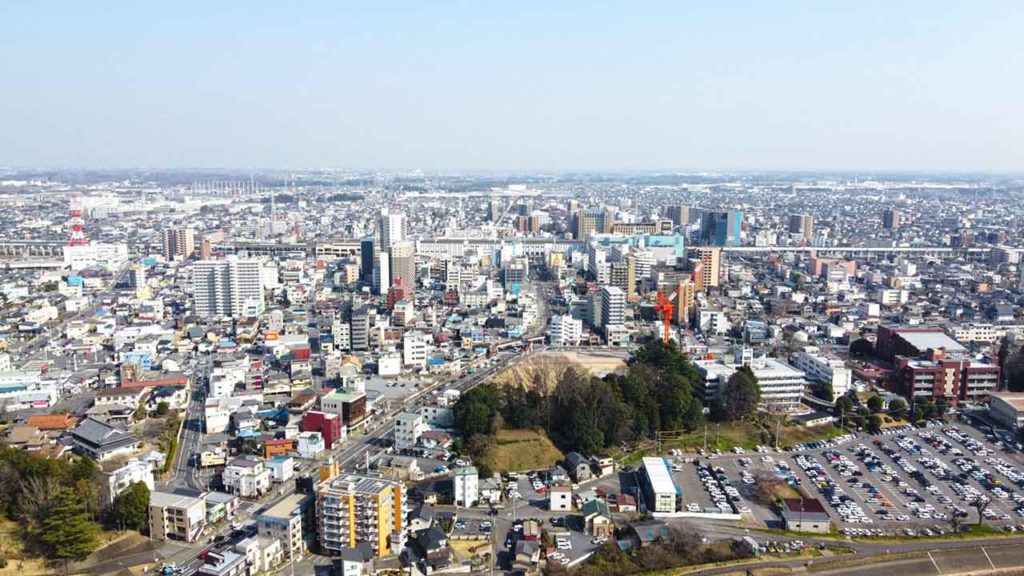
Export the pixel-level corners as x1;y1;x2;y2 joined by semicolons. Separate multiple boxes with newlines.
693;357;806;412
403;331;430;368
192;256;265;319
895;348;1000;403
379;210;405;249
574;207;614;239
350;306;370;351
149;491;206;543
316;473;408;558
790;352;851;401
162;228;196;260
389;241;416;301
700;211;742;247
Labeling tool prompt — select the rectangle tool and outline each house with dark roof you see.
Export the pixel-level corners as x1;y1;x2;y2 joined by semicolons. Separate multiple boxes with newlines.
564;452;593;483
68;416;139;461
626;520;674;548
410;526;452;571
780;498;831;533
332;542;374;575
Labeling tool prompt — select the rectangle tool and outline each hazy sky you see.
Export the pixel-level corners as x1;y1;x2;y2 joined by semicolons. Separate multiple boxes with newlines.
1;1;1021;172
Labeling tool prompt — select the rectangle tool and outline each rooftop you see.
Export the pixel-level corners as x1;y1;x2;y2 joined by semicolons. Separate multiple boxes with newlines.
898;331;967;353
641;457;680;495
260;493;309;519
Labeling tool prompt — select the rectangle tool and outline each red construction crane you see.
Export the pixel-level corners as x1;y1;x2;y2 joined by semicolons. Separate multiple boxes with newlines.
654;290;676;343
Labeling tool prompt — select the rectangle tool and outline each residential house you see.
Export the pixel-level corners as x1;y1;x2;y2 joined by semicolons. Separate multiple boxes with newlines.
548;485;572;512
234;537;284;574
410;526;452;572
68;417;140;461
223;458;272;498
564;452;593;483
101;459;155;504
582;499;614;537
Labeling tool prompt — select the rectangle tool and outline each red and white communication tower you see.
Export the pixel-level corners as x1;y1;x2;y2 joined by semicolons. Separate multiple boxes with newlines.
67;193;89;246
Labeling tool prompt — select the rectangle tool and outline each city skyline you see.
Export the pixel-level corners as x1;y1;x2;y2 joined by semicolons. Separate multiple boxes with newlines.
1;1;1022;172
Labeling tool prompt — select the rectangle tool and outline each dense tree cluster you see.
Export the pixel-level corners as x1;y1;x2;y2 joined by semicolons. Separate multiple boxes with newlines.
455;341;711;457
0;448;151;565
550;526;754;576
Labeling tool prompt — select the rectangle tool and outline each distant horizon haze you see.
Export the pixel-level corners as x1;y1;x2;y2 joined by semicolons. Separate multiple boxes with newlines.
1;1;1021;172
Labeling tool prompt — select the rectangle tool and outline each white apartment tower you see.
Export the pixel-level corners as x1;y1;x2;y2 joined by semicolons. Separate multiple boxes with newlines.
549;315;582;346
192;256;265;319
599;285;626;329
379;210;405;250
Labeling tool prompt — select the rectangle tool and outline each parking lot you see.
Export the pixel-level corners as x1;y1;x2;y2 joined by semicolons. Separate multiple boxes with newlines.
784;420;1024;536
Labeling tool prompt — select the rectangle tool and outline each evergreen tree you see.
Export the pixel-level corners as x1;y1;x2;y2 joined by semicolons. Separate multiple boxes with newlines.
40;490;99;565
723;365;760;421
867;395;885;414
111;481;150;531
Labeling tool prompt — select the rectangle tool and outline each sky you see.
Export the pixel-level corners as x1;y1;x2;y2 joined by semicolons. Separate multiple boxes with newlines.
0;1;1022;172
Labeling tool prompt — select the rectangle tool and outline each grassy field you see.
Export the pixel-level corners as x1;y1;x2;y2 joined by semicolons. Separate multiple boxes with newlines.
481;429;565;473
0;517;51;576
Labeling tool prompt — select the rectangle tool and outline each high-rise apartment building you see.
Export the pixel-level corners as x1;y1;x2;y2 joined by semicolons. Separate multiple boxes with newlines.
316;473;408;558
693;247;721;289
673;280;695;324
787;214;814;241
487;197;501;222
373;250;390;296
192;256;265;319
882;208;901;230
379;210;405;249
663;205;690;226
549;315;583;346
359;237;374;281
700;211;742;247
388;241;416;301
599;285;626;329
609;260;635;301
162;228;196;260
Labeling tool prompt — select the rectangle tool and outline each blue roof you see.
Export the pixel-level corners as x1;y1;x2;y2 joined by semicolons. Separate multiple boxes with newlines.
426;357;445;366
67;276;83;286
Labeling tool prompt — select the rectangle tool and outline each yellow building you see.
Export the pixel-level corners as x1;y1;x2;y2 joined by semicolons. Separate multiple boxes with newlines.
316;473;407;558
